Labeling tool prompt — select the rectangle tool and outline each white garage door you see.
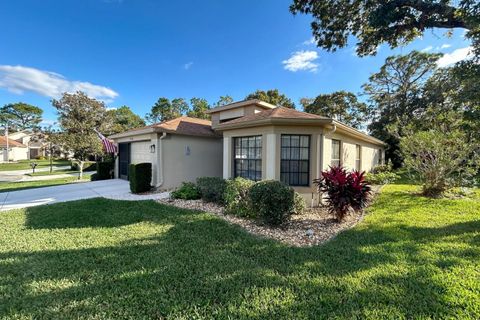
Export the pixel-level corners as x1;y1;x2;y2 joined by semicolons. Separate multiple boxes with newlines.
130;141;152;164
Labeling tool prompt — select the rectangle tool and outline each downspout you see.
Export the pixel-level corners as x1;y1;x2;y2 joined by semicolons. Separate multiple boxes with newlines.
327;123;337;136
155;132;167;188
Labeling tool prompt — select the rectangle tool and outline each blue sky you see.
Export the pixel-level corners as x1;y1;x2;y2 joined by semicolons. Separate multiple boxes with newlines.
0;0;473;125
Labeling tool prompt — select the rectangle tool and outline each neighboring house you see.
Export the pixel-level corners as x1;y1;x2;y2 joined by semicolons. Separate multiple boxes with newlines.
110;99;385;206
7;131;46;160
0;136;28;162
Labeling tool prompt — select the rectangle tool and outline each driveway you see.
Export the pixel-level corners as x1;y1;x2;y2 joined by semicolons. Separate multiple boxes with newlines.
0;166;72;182
0;179;169;211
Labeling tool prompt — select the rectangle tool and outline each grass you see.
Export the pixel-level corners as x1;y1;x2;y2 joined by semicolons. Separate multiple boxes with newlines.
0;184;479;319
0;177;87;193
0;160;71;171
26;170;80;177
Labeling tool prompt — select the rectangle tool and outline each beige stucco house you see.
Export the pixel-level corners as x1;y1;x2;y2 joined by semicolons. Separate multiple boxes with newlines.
0;136;28;162
110;99;385;206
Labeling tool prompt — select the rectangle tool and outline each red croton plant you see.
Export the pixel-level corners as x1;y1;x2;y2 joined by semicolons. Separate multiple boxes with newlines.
313;166;372;222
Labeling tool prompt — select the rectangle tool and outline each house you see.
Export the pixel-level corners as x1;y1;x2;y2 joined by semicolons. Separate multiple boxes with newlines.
110;99;385;206
0;136;28;162
8;131;46;159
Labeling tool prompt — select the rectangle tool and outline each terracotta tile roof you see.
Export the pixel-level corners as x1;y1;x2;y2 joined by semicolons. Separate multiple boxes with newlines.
221;107;330;125
116;116;219;138
0;136;27;148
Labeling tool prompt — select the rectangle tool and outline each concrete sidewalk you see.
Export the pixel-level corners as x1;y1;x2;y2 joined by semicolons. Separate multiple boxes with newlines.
0;179;169;211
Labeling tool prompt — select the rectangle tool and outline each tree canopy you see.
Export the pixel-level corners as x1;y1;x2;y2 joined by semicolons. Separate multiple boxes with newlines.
52;91;108;178
245;89;295;108
363;51;441;167
302;91;371;129
107;105;145;135
0;102;43;131
187;98;211;120
290;0;480;57
145;98;189;124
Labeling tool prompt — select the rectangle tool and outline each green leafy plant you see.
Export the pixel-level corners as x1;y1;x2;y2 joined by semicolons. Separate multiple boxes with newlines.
314;166;372;222
292;192;306;215
401;129;480;197
129;163;152;194
196;177;227;204
224;177;255;217
249;180;295;226
96;161;114;180
171;182;201;200
365;172;399;185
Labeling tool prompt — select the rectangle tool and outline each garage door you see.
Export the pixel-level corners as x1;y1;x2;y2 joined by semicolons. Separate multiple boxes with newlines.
130;141;152;164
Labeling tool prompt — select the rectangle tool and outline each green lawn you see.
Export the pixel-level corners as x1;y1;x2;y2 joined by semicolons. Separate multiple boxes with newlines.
0;185;479;319
0;160;71;171
0;177;86;193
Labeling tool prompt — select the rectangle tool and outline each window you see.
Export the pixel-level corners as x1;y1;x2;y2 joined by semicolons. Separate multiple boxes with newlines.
331;139;341;167
378;149;383;165
355;144;361;171
280;135;310;186
234;136;262;181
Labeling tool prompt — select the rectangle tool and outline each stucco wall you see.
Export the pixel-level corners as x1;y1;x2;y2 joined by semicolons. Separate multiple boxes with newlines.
130;141;152;164
0;147;28;162
161;134;223;190
221;124;384;206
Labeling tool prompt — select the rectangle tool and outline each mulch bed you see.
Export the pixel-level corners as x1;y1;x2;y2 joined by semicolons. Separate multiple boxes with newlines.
158;188;381;247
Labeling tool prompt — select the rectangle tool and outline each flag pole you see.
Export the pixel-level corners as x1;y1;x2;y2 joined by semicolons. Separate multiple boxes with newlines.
5;122;8;163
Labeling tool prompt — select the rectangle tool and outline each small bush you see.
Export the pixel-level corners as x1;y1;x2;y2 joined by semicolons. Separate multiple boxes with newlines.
365;171;399;185
249;180;295;226
224;177;255;217
371;163;393;174
292;192;306;215
96;161;114;180
129;163;152;194
196;177;227;204
36;155;46;160
71;161;96;172
314;166;371;222
90;173;99;181
171;182;201;200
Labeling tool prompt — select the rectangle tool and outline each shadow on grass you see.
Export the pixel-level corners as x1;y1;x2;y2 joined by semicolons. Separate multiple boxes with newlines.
1;195;479;318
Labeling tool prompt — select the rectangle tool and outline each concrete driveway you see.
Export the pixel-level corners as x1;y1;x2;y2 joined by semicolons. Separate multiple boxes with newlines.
0;179;169;211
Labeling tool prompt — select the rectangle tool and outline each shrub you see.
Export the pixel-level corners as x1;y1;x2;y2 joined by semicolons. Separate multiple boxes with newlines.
71;161;96;172
401;129;480;197
249;180;295;226
365;171;399;185
90;173;99;181
224;177;255;217
36;155;46;160
196;177;227;204
292;192;306;215
129;163;152;193
96;161;114;180
314;166;371;222
171;182;201;200
371;163;393;174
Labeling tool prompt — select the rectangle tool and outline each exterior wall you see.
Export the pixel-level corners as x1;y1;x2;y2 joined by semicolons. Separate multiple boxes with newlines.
322;131;383;172
0;147;28;162
161;135;223;190
221;124;384;207
130;141;152;164
211;104;272;128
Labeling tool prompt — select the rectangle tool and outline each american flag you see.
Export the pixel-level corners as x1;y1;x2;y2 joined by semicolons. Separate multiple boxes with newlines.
93;128;117;154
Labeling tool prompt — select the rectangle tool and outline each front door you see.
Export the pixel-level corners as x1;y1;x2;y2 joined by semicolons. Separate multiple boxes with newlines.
118;143;131;180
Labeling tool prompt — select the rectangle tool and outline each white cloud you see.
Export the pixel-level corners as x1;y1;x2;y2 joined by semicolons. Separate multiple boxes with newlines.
302;37;315;46
440;44;451;49
421;46;433;52
0;65;118;102
183;62;193;70
437;46;474;67
282;50;319;72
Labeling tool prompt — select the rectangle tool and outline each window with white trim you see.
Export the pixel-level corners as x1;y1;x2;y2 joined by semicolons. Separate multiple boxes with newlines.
233;136;262;181
331;139;341;167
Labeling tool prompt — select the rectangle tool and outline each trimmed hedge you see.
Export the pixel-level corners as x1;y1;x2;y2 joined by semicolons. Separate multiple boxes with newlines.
224;177;255;217
96;161;114;180
171;182;201;200
196;177;227;204
129;163;152;194
249;180;295;226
